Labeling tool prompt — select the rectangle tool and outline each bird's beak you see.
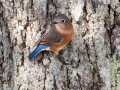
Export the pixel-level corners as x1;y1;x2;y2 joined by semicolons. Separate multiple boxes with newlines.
53;22;58;24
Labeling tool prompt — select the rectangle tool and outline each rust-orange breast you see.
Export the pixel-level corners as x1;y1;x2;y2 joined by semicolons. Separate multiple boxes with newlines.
49;23;74;54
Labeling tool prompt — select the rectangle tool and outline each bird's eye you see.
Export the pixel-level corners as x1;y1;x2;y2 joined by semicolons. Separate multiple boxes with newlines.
61;19;65;23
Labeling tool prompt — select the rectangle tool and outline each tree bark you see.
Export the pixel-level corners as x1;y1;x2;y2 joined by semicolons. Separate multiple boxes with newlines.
0;0;120;90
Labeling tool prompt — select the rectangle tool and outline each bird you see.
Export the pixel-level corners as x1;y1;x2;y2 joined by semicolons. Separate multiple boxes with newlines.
29;14;74;63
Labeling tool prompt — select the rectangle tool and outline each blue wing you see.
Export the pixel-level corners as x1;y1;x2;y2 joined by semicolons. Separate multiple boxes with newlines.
29;44;49;60
56;35;62;43
37;27;62;44
29;26;62;60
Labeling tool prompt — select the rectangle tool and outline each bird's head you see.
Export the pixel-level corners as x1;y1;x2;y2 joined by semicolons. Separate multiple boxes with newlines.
53;14;72;30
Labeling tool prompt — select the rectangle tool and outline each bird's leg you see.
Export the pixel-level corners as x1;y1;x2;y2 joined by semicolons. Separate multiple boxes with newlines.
57;54;72;65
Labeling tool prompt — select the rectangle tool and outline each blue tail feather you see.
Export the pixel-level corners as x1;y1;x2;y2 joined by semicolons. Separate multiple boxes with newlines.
29;44;49;60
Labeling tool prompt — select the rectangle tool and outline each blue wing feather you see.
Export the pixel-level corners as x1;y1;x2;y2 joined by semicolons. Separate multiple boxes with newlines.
56;35;62;43
29;44;49;60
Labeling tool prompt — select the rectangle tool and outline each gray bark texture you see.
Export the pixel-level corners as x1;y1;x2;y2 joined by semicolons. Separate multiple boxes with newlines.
0;0;120;90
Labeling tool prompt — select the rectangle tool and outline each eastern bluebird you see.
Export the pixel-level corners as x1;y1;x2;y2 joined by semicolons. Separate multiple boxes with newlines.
29;14;74;63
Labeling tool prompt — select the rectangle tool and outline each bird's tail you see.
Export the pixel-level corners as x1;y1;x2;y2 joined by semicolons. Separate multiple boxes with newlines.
29;44;49;60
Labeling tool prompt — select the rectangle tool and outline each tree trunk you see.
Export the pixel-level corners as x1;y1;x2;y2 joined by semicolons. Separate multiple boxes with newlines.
0;0;120;90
